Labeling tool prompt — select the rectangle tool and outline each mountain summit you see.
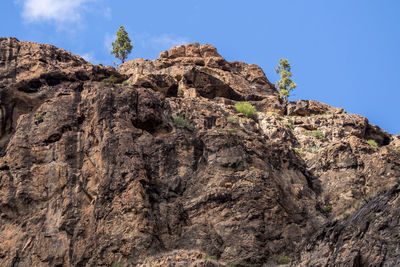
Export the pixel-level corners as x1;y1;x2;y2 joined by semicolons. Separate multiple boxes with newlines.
0;37;399;266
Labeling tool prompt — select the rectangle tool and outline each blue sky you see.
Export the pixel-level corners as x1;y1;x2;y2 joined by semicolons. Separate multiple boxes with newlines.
1;1;400;134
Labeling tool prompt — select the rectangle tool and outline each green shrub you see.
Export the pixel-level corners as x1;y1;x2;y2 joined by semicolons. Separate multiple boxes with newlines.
249;166;255;170
310;130;324;139
35;114;44;121
234;102;257;119
366;139;378;148
343;212;350;218
324;205;333;213
285;122;292;128
172;115;191;127
362;194;371;203
277;256;291;265
227;261;241;267
227;116;239;123
204;254;217;262
102;75;118;84
307;145;322;153
295;147;304;154
226;128;238;133
396;147;400;152
122;80;130;86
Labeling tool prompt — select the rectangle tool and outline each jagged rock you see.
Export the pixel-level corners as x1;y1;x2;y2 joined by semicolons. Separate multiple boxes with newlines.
0;39;321;267
275;106;399;221
118;43;283;113
0;38;399;267
293;184;400;266
287;100;344;116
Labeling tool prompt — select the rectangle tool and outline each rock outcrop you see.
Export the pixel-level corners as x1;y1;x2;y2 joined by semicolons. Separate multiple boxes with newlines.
0;38;399;267
293;184;400;266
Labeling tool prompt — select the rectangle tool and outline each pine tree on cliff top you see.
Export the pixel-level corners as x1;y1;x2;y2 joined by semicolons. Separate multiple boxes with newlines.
275;59;297;103
111;26;133;64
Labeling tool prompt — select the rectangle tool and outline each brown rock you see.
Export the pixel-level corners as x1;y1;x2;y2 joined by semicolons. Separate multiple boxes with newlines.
0;37;399;267
118;44;282;113
159;50;169;59
293;184;400;266
168;45;186;59
185;43;202;57
287;99;344;116
200;44;221;58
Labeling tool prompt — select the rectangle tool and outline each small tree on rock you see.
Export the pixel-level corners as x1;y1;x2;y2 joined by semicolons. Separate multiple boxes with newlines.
275;59;296;103
111;26;133;64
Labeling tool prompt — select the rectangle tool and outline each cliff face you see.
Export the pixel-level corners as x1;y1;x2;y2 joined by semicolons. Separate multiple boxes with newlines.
0;37;399;267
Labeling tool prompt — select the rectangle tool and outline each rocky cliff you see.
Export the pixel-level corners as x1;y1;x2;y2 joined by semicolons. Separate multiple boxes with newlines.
0;37;399;266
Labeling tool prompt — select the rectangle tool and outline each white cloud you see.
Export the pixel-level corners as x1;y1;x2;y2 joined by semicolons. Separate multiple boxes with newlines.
18;0;111;27
20;0;90;23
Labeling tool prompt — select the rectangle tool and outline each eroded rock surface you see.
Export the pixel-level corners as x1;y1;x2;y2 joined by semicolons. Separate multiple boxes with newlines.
0;39;399;267
293;184;400;266
117;43;283;113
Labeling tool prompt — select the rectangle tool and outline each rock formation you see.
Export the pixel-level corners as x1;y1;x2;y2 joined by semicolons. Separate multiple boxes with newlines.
0;38;399;266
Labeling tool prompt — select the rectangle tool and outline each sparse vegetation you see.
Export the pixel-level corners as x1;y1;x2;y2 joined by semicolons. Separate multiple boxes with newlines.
226;128;238;133
366;139;378;148
307;145;322;153
177;87;184;96
35;114;44;121
362;194;371;203
227;116;239;123
275;59;297;103
204;254;217;262
396;147;400;152
351;189;358;197
226;259;244;267
295;147;305;154
249;166;255;170
285;122;293;128
194;41;200;46
234;102;257;119
310;130;324;139
111;25;133;63
122;80;130;86
102;75;118;84
343;212;350;218
324;205;333;213
277;256;291;265
171;115;191;127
